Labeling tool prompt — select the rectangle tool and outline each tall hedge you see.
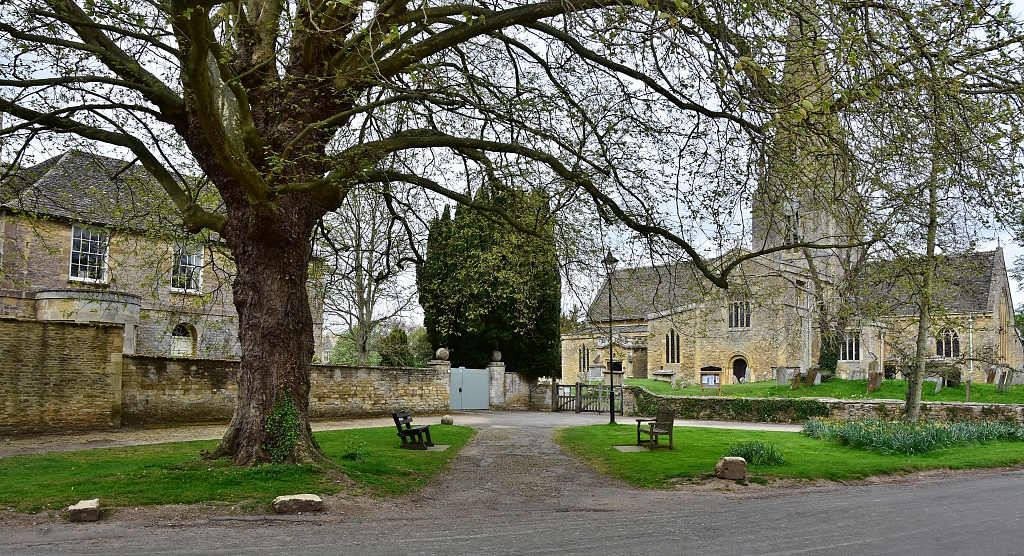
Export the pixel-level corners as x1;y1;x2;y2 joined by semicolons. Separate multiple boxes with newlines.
417;189;561;378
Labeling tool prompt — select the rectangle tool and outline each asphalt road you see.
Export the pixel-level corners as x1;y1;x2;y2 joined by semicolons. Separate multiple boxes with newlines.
1;411;1022;555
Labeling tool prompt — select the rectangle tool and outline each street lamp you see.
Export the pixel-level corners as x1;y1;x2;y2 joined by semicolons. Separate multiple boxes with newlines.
602;251;618;424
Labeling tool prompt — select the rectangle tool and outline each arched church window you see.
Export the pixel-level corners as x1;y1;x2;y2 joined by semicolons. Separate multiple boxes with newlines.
728;301;751;329
936;329;960;358
666;329;680;364
783;200;800;246
578;345;590;375
840;331;860;361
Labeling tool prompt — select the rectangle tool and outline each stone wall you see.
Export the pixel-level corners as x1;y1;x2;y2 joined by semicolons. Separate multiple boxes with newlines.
0;318;124;434
120;358;451;425
308;364;449;418
121;356;238;425
628;386;1024;424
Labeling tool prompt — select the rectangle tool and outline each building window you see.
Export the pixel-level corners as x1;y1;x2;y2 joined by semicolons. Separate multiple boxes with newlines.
578;345;590;375
783;200;800;246
728;301;751;329
170;323;196;357
840;331;860;361
69;224;109;283
666;329;680;364
936;329;960;358
171;244;204;293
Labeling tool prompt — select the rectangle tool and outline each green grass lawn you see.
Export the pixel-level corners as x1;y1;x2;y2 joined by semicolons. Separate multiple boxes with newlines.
627;377;1024;404
555;424;1024;488
0;425;474;513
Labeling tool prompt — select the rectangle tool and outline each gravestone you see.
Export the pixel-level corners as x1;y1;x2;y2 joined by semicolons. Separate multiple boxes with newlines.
934;376;943;394
804;367;819;388
996;371;1006;393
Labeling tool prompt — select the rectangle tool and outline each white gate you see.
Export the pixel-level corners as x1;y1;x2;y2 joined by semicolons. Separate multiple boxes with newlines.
450;367;490;410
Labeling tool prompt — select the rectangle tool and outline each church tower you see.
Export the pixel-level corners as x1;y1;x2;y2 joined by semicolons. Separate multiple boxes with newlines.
750;6;861;278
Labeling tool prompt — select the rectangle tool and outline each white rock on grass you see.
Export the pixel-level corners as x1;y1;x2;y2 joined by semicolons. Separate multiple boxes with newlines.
68;499;100;522
272;494;323;514
715;457;747;480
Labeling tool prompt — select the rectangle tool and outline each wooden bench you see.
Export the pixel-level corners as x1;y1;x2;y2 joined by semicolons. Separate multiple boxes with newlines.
392;410;434;450
636;406;675;449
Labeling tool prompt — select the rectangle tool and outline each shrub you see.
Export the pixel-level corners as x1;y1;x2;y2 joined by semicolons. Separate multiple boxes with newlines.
726;440;786;466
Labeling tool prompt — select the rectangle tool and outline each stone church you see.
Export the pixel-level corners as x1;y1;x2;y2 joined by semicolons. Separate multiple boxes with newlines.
559;246;1021;387
560;11;1022;388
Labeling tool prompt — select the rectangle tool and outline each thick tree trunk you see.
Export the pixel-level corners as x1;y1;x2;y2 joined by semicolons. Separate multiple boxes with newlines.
210;204;329;466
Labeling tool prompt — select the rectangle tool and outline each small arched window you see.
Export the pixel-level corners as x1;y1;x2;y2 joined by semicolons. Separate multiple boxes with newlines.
936;329;960;359
578;345;590;375
666;329;680;364
171;323;196;358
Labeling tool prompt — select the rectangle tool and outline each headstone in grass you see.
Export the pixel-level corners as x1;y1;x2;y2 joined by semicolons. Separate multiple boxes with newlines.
934;376;943;394
273;494;323;514
804;366;819;388
790;371;801;390
68;499;99;522
775;367;789;386
996;371;1006;393
715;457;747;480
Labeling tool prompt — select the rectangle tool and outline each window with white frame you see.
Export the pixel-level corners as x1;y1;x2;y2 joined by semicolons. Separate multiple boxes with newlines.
728;301;751;329
666;329;681;364
840;331;861;361
936;329;960;358
69;224;109;283
171;244;204;293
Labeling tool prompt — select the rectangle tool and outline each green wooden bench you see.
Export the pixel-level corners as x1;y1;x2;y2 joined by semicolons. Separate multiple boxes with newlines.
636;406;675;449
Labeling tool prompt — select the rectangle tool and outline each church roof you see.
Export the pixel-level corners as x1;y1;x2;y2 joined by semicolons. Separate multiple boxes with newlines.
859;249;1005;317
586;261;714;323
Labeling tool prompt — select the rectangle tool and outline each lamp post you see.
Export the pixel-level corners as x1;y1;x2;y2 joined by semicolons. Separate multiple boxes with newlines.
603;251;618;424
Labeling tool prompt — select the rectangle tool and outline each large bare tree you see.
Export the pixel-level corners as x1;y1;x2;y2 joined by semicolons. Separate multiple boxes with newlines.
2;0;1019;464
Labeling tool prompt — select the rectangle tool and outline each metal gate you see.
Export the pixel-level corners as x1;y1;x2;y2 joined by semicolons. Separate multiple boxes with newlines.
450;367;490;410
554;382;623;414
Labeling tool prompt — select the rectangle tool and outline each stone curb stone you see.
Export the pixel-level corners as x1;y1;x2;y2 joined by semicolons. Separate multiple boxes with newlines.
715;457;747;480
69;499;100;522
272;494;323;514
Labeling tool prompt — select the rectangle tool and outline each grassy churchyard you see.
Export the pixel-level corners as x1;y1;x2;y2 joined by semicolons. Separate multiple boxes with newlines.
555;422;1024;489
627;377;1024;404
0;425;475;514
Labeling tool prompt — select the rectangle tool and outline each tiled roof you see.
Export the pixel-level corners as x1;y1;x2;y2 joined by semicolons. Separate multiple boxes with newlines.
859;250;1000;316
1;150;175;229
586;261;714;323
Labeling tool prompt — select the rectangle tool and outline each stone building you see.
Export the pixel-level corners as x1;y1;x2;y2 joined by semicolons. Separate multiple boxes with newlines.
560;247;1022;386
0;150;241;358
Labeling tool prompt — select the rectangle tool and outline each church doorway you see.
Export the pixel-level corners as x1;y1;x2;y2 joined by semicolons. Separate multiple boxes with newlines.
732;358;748;384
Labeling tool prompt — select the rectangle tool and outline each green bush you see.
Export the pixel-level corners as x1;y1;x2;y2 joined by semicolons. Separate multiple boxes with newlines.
726;440;786;466
801;418;1024;455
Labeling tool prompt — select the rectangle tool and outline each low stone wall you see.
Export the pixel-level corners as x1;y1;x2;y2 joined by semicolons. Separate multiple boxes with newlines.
0;318;124;435
627;386;1024;424
120;358;451;425
309;365;449;418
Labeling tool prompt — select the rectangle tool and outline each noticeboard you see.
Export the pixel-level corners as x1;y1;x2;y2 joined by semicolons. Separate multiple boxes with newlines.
699;366;723;396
